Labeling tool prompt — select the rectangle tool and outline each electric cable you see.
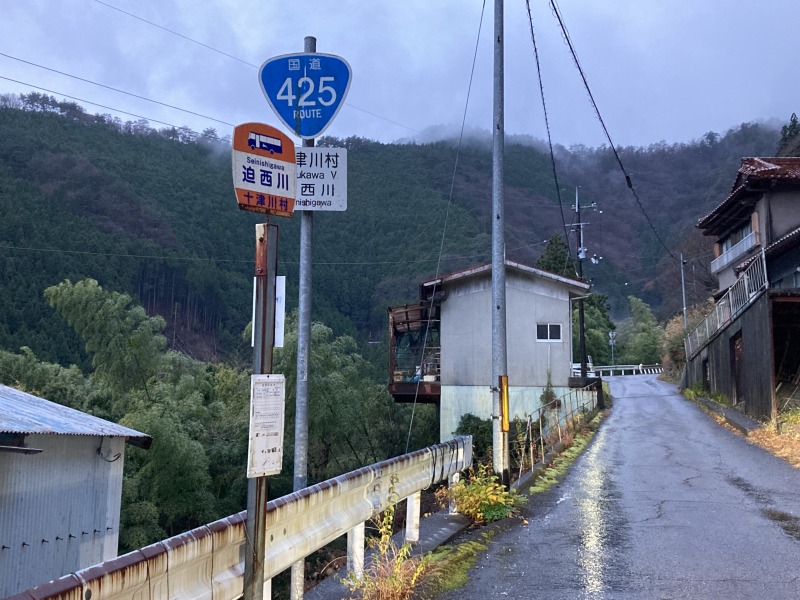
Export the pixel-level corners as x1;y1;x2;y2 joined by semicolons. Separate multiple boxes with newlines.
91;0;422;134
0;75;231;137
0;52;235;127
404;0;487;454
93;0;257;68
524;0;578;278
548;0;678;262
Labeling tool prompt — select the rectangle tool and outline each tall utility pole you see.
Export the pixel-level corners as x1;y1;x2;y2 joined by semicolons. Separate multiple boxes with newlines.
609;330;617;365
574;188;588;377
680;253;688;333
289;35;316;600
491;0;510;485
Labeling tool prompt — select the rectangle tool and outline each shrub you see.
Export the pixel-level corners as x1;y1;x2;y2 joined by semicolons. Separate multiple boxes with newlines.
454;413;493;460
540;369;559;408
436;463;523;524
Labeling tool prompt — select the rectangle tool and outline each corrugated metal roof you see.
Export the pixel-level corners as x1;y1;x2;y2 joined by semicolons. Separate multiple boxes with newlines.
422;259;590;292
0;384;151;447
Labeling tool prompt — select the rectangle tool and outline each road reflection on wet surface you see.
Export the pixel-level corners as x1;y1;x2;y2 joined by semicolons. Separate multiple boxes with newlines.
436;375;800;599
576;430;610;596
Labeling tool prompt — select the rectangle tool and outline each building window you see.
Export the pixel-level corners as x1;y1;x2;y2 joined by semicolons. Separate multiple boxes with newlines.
721;221;752;253
536;323;562;341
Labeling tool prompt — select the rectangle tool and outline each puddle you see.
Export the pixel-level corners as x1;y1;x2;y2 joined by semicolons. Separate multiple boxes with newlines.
762;508;800;542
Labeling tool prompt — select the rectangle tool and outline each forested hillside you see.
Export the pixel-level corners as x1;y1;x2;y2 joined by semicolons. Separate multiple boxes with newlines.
0;94;782;366
0;92;787;554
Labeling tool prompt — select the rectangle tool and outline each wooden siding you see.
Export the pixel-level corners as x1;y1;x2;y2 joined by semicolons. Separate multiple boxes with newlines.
686;293;774;420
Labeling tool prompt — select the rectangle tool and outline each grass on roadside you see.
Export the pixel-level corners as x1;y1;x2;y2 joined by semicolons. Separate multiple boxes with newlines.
421;409;607;596
528;411;604;494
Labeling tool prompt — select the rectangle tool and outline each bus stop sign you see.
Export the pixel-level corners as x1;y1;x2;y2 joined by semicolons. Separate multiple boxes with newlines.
259;53;352;139
232;122;296;217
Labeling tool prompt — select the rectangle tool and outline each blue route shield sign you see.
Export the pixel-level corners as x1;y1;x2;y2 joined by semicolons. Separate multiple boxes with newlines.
259;53;352;139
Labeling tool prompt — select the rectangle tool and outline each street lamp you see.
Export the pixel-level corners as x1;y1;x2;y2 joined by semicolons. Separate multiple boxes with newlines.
609;330;617;366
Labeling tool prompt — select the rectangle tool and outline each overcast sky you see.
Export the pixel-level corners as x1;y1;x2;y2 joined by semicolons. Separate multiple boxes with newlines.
1;1;798;149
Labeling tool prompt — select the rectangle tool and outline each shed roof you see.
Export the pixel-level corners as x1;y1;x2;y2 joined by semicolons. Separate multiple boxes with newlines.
422;260;590;293
698;157;800;234
0;384;151;448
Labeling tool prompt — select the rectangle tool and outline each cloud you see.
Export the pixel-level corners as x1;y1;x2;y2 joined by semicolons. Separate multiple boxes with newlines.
1;0;797;148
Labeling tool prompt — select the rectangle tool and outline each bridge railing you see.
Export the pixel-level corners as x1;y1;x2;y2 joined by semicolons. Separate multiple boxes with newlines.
572;364;663;377
11;436;472;600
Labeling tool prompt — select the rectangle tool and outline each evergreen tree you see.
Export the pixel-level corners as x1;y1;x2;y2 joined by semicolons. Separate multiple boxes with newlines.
535;233;576;278
616;296;663;364
778;113;800;156
572;294;615;364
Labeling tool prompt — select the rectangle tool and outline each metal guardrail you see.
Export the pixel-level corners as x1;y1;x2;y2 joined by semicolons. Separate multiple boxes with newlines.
10;436;472;600
592;364;663;377
685;250;767;358
572;364;663;377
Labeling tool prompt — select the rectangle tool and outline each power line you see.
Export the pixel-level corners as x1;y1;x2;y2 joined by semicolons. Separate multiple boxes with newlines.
0;52;235;127
405;0;488;453
548;0;678;263
93;0;257;68
92;0;422;135
0;75;227;135
524;0;579;278
0;241;500;268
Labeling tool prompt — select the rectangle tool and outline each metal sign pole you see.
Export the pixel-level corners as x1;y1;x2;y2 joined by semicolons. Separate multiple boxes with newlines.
245;223;279;600
289;35;316;600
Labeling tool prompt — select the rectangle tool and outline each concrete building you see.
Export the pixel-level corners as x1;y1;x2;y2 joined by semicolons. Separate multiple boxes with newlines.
0;385;151;597
389;260;591;441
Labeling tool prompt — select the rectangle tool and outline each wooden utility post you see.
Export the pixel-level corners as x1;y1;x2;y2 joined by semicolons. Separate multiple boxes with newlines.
244;223;279;600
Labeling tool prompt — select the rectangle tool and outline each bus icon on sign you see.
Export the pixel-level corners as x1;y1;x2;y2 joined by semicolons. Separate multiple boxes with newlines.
248;132;282;153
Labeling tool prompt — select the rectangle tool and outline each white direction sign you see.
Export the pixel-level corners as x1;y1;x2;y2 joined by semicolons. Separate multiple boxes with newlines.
247;374;286;478
294;147;347;211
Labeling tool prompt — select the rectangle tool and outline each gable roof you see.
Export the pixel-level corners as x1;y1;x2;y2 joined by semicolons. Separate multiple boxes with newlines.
698;157;800;234
0;384;151;449
422;260;590;293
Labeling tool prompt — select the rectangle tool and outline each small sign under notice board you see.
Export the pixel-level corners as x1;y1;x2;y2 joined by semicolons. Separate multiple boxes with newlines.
247;374;286;478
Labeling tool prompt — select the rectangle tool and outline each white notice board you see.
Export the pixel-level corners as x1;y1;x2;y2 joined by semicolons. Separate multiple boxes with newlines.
247;374;286;478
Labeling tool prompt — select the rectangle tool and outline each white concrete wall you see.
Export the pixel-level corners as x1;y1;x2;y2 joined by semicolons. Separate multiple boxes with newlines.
440;270;574;388
437;268;579;442
0;435;125;597
439;384;580;441
767;190;800;240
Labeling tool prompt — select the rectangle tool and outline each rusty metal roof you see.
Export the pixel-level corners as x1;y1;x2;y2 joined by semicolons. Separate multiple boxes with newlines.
698;157;800;231
0;384;151;447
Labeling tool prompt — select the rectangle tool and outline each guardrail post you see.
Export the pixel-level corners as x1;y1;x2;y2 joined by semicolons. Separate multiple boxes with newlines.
448;473;460;514
347;522;365;580
405;491;421;543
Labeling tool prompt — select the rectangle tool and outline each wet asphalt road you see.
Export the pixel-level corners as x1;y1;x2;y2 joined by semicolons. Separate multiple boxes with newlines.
436;375;800;599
